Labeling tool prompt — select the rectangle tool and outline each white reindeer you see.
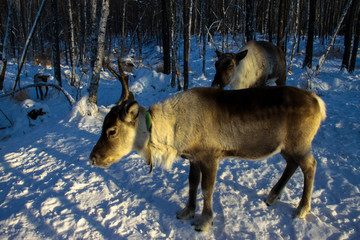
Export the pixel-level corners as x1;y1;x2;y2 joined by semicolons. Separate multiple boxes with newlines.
212;41;286;89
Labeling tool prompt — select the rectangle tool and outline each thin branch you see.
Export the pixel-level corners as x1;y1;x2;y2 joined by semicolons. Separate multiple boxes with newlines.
0;109;13;129
12;0;47;91
0;83;75;106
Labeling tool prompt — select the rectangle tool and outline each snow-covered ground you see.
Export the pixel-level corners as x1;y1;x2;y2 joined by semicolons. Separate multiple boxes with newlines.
0;38;359;239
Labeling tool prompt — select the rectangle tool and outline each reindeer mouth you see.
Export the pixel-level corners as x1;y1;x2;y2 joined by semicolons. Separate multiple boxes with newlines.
89;154;114;168
211;82;222;89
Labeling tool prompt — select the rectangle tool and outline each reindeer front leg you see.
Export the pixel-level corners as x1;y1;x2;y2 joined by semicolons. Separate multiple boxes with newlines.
35;86;40;99
192;158;219;231
38;87;44;100
177;160;201;220
44;86;49;98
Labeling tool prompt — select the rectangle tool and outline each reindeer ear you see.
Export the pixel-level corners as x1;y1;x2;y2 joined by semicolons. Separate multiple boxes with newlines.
235;50;248;63
124;101;139;122
215;49;223;58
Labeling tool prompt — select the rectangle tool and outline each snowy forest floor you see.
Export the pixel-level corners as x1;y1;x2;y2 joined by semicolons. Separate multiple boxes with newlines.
0;37;359;239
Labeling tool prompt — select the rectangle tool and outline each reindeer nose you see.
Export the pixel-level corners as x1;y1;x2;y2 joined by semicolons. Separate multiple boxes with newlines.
89;152;98;165
211;82;221;89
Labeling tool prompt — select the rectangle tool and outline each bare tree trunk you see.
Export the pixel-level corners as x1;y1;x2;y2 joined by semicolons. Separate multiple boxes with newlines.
121;0;126;58
89;0;98;69
170;0;177;88
77;0;86;67
342;0;359;70
302;0;317;69
268;0;273;42
68;0;77;86
0;0;13;91
172;0;182;90
162;0;171;75
245;0;254;42
349;7;360;73
277;0;286;50
263;0;271;41
315;0;353;77
12;0;47;91
0;60;7;91
221;0;226;51
51;0;61;86
201;0;207;75
136;1;146;68
288;0;300;74
88;0;110;106
183;0;193;90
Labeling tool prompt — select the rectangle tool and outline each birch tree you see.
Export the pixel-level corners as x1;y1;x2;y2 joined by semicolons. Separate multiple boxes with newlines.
221;0;226;51
201;0;207;75
277;0;286;51
170;0;182;90
183;0;193;90
121;0;126;57
315;0;353;77
68;0;77;86
88;0;110;106
288;0;300;74
51;0;61;86
263;0;271;41
136;1;144;68
170;0;176;88
89;0;98;69
162;0;171;75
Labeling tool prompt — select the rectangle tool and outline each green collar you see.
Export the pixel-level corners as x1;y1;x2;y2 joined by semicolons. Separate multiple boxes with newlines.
145;111;152;132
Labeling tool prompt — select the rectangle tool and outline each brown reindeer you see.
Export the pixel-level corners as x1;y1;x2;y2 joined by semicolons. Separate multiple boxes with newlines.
212;41;286;89
34;73;50;100
90;59;326;231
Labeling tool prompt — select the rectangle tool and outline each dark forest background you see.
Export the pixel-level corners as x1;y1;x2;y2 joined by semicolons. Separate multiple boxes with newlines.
0;0;359;103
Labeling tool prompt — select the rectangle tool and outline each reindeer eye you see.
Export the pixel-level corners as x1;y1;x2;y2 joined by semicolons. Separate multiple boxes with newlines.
107;128;117;137
225;60;234;69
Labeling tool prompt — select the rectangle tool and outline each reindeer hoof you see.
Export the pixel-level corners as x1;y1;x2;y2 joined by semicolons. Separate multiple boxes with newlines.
191;214;213;231
176;207;195;220
293;206;311;219
265;192;281;206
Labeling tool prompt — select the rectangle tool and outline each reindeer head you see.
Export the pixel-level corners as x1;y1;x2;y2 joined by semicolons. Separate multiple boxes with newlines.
34;73;50;83
90;58;147;168
211;49;248;89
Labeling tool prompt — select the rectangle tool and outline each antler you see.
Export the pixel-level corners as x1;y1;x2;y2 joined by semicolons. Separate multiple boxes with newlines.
205;21;222;52
107;57;130;105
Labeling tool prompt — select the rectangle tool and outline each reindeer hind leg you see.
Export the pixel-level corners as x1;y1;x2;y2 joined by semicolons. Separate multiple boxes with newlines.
44;86;48;98
35;86;40;99
293;152;317;218
39;87;44;100
266;151;298;206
